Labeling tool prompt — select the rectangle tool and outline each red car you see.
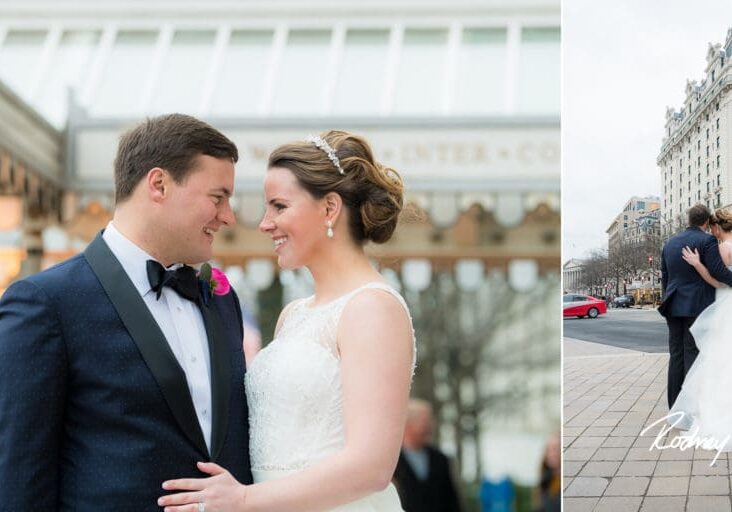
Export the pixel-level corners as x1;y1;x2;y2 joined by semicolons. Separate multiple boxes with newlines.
563;294;607;319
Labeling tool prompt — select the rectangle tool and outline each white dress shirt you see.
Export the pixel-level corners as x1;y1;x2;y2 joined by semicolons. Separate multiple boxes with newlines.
103;222;213;452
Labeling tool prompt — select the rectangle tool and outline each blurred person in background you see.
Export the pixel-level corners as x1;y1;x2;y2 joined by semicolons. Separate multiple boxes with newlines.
242;308;262;366
393;399;462;512
534;432;560;512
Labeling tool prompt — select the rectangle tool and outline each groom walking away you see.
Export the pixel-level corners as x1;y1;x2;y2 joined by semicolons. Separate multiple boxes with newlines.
659;203;732;408
0;114;253;510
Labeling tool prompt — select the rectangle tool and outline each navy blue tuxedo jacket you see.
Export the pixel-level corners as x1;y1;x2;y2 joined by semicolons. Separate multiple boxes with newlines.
0;234;252;511
660;226;732;318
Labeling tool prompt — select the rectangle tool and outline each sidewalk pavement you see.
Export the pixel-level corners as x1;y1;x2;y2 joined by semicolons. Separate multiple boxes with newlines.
563;337;732;512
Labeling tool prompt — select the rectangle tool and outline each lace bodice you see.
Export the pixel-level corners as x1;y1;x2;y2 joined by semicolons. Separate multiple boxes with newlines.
245;282;416;472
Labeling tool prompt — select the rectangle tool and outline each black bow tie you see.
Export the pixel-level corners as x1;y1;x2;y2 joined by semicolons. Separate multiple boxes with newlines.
146;260;200;302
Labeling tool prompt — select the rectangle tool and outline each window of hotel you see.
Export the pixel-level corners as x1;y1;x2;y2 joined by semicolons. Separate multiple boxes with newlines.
0;30;48;103
210;30;273;116
516;27;560;113
454;27;507;114
717;136;720;149
273;29;331;115
333;29;390;115
91;30;158;116
393;29;449;115
35;30;101;127
151;30;216;114
717;155;721;168
717;118;720;129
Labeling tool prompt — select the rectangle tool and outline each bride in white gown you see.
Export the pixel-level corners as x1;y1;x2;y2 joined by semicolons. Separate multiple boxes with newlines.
670;208;732;449
160;131;415;512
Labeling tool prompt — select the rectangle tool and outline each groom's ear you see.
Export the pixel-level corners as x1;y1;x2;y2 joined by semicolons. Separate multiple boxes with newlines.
147;168;168;203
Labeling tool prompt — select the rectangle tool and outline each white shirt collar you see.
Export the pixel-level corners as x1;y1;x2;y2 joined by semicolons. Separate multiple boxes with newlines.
102;221;160;298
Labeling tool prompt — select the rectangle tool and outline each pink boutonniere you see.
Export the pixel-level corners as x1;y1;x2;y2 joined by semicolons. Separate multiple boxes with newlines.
198;263;231;304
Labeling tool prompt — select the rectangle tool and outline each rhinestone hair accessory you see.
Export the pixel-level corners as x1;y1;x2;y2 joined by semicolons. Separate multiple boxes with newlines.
306;134;344;175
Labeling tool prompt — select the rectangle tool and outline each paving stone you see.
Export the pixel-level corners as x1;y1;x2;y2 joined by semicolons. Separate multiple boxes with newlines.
691;458;728;476
563;461;584;477
565;447;598;461
686;495;732;512
602;436;635;448
615;461;656;477
584;426;614;436
639;496;686;512
658;446;694;460
625;447;661;461
652;460;691;476
578;461;620;477
564;477;609;497
688;475;729;495
562;497;600;512
646;476;689;496
604;476;650;496
572;436;606;448
594;496;642;512
591;447;629;461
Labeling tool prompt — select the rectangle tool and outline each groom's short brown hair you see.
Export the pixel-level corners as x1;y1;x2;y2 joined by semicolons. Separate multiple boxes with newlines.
688;204;711;227
113;113;238;204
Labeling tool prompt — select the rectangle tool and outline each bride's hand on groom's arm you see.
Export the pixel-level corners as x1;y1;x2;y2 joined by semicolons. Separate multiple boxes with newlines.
159;461;248;512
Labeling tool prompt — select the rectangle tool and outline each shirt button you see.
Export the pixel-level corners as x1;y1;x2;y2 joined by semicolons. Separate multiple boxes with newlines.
177;306;183;312
191;356;197;363
202;409;208;416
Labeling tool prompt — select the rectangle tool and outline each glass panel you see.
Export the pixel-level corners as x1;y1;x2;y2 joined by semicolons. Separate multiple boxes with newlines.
91;30;158;116
454;28;506;115
272;30;331;116
210;30;273;116
36;30;101;127
332;29;390;115
393;29;448;115
0;30;47;101
516;27;560;114
150;30;216;114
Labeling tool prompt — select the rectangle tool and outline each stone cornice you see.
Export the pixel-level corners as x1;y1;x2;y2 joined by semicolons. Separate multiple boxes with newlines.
657;72;732;165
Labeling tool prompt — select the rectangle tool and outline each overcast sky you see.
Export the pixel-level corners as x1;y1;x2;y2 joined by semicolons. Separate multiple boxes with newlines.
562;1;732;262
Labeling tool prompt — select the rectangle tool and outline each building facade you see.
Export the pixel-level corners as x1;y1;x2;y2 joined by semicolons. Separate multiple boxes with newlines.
605;196;660;255
562;258;584;293
658;28;732;237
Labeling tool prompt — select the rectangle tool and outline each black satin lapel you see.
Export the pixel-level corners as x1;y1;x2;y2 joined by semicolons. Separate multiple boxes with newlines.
199;301;231;461
84;233;209;458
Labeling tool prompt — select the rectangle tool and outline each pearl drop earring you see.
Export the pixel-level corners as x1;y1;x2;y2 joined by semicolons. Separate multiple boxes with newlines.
326;220;334;238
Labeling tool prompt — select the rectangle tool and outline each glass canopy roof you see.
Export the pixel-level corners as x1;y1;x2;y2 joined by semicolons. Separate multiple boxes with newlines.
0;6;559;128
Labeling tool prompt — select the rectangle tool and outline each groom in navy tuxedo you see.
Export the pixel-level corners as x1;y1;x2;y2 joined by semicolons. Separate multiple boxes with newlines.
0;114;252;510
659;203;732;409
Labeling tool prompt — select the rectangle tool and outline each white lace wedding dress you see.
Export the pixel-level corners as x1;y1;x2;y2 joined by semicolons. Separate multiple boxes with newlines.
245;282;415;511
670;245;732;450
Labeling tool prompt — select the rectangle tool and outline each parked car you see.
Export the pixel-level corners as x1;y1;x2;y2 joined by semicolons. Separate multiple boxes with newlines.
563;294;607;319
612;295;635;308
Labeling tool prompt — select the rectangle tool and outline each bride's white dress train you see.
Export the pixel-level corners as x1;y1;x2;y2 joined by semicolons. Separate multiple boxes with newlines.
245;282;415;511
670;265;732;450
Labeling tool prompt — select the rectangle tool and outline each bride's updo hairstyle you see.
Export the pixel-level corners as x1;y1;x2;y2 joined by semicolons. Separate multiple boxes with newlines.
267;130;404;245
714;208;732;232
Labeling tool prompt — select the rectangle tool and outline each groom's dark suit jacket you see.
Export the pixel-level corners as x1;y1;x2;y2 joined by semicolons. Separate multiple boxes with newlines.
0;234;252;511
660;226;732;318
